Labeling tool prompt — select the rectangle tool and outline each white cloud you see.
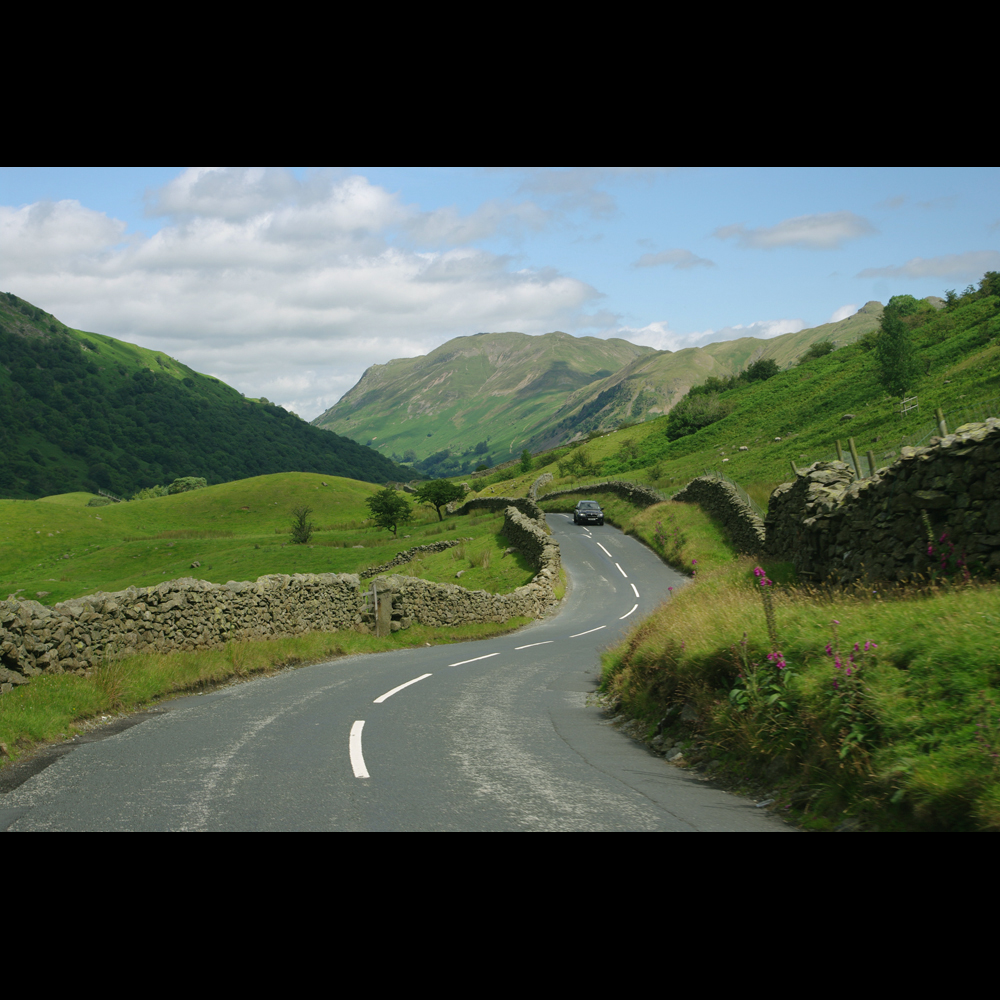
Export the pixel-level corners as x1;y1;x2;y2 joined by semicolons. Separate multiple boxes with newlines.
0;200;128;271
857;251;1000;281
494;167;681;218
715;211;877;250
829;304;858;323
633;248;715;270
599;317;805;353
2;169;599;420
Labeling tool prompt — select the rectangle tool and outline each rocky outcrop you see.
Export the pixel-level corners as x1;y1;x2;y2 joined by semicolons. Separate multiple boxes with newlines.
765;419;1000;583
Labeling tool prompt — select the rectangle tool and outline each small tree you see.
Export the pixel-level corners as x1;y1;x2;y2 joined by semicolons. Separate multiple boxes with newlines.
413;479;466;521
520;449;532;473
743;358;781;383
290;505;314;544
365;487;413;537
874;305;920;398
800;341;835;364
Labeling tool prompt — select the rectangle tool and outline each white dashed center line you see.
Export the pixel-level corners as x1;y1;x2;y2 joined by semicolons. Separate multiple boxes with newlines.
615;563;628;578
570;626;607;638
631;583;640;598
516;641;555;651
449;653;501;667
374;674;432;704
597;543;612;558
620;604;639;620
350;721;370;779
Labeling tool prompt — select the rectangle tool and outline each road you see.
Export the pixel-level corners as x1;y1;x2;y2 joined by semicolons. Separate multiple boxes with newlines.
0;516;792;832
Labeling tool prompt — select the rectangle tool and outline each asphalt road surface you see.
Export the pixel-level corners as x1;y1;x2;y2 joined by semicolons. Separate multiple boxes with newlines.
0;516;793;832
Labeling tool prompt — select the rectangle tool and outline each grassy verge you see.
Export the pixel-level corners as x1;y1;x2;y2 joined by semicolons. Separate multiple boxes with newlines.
599;543;1000;831
0;616;532;767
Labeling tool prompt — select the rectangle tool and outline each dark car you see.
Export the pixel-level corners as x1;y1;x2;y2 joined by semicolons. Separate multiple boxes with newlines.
573;501;604;525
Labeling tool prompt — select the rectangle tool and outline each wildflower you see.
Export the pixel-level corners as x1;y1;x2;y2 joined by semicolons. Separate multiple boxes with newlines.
825;644;833;656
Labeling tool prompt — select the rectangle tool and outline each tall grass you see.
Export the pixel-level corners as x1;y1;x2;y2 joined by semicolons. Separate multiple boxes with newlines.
601;554;1000;831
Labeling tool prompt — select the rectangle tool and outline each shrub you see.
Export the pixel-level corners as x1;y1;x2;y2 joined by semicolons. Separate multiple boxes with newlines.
168;477;208;495
800;341;835;364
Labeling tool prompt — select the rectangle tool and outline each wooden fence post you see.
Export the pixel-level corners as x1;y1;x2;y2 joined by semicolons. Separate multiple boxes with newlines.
936;407;949;437
867;450;877;478
848;438;861;480
835;440;844;463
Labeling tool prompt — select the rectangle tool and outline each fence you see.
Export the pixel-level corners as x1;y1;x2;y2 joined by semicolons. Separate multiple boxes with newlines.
813;396;1000;479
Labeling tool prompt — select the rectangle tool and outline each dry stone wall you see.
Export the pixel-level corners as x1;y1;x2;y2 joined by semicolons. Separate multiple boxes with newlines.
359;539;470;579
454;496;544;520
672;478;766;555
1;506;561;694
765;419;1000;584
537;480;663;509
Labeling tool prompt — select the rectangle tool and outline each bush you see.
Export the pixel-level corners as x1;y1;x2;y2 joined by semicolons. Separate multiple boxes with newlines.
131;485;169;501
800;341;835;364
665;392;735;441
168;477;208;495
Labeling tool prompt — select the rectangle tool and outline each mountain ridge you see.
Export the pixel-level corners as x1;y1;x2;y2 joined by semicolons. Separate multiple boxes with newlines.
313;305;885;472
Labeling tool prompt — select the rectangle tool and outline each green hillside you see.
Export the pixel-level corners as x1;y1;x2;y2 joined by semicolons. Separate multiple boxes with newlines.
313;309;885;468
0;293;411;500
524;303;885;451
1;473;540;605
515;279;998;508
311;330;653;476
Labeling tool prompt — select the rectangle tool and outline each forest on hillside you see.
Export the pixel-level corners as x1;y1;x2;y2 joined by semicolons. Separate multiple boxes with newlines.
0;293;408;500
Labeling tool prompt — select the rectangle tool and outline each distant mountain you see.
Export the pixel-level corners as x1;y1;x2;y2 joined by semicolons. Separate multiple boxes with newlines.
526;303;885;451
0;293;411;500
313;306;884;469
311;331;654;477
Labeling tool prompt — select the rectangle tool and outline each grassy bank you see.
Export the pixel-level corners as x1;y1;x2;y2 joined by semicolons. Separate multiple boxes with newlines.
599;531;1000;831
0;616;532;766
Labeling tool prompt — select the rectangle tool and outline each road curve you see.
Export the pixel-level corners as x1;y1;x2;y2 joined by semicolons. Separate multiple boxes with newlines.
0;516;793;832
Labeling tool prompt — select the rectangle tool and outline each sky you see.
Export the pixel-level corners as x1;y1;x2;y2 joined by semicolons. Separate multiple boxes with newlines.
2;166;998;421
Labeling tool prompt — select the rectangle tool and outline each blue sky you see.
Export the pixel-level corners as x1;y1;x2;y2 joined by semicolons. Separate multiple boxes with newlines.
2;166;997;420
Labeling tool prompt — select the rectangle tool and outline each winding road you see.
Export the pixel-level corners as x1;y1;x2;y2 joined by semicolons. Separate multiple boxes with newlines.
0;516;792;832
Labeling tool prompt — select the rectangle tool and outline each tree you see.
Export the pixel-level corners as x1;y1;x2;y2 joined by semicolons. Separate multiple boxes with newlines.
520;449;532;473
290;505;314;544
799;340;835;364
743;358;781;383
413;479;466;521
365;487;413;537
874;305;920;398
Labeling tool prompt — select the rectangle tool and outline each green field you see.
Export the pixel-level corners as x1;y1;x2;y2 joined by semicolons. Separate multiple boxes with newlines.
1;473;537;605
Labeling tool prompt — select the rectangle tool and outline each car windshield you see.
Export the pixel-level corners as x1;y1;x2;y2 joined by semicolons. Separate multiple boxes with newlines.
579;503;599;509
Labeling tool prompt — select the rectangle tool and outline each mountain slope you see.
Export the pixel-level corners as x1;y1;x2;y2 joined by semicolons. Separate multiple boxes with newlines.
314;307;884;465
526;303;885;450
312;330;654;475
0;292;410;500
